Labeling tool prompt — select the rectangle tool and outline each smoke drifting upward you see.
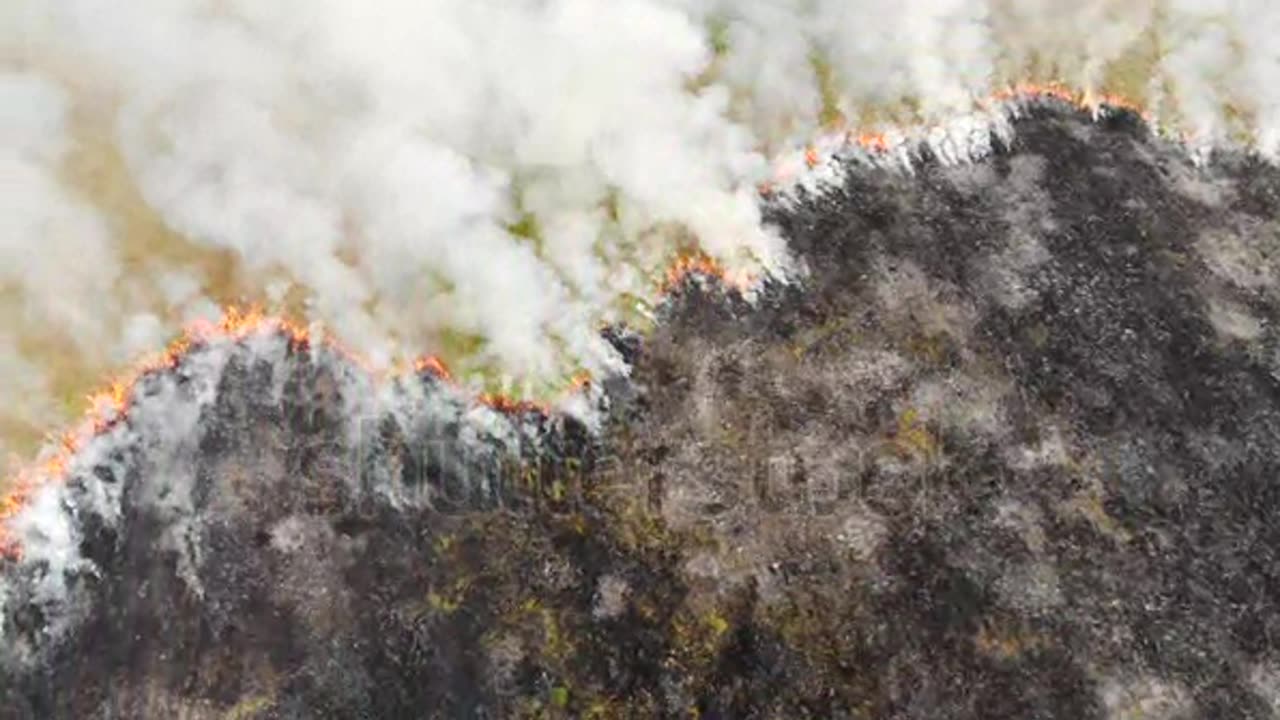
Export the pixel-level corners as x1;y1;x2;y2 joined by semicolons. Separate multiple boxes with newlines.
1;0;1280;465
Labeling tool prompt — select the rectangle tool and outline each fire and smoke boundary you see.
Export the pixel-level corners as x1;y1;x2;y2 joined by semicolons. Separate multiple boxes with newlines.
0;83;1191;562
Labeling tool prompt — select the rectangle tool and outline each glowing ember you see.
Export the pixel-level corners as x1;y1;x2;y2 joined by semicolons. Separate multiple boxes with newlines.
985;81;1150;121
478;393;551;416
851;132;891;153
661;250;757;295
764;82;1154;190
569;370;592;391
414;356;453;382
0;478;33;559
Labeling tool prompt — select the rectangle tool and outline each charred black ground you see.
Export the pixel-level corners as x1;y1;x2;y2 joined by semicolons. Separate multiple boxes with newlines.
5;105;1280;718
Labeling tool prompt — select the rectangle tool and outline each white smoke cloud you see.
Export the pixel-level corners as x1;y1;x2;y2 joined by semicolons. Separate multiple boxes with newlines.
10;0;1280;665
3;0;1280;464
0;71;121;462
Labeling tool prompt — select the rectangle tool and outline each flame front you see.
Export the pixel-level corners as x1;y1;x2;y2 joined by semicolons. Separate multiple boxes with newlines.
661;250;758;295
0;305;596;559
764;81;1152;188
413;356;453;382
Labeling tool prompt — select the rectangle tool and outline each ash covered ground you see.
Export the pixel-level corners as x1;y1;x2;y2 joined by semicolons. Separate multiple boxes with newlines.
6;105;1280;718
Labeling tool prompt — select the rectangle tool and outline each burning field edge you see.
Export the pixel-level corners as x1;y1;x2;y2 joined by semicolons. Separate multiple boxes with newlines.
0;83;1172;558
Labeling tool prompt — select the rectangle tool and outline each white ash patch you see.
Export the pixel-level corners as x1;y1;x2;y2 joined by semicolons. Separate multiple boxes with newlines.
1100;675;1195;720
1197;224;1279;292
268;515;351;637
814;348;914;398
1207;298;1266;341
940;161;1000;194
802;442;858;513
873;258;978;343
541;556;578;592
270;515;312;555
980;248;1049;311
486;632;525;696
593;574;630;620
834;505;887;562
988;500;1062;613
977;154;1056;311
5;482;91;645
1168;158;1235;207
691;344;725;438
907;370;1011;442
1005;425;1073;471
1248;663;1280;717
995;561;1063;614
683;552;724;584
992;499;1048;555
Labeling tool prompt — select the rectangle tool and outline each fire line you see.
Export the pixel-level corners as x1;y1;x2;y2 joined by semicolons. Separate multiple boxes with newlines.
0;82;1154;561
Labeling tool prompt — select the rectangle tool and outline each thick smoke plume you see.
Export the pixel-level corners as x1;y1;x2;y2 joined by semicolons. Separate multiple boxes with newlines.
2;0;1280;465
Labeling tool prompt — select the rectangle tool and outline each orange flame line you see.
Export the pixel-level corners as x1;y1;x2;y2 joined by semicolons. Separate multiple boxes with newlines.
0;82;1155;561
0;307;510;561
766;82;1153;187
412;355;453;382
985;81;1151;121
660;250;758;295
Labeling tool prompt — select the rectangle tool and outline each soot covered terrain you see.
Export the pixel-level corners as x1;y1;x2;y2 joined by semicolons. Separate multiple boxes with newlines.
5;105;1280;718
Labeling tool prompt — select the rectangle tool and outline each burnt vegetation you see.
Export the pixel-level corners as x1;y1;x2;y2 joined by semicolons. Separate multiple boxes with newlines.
6;105;1280;718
